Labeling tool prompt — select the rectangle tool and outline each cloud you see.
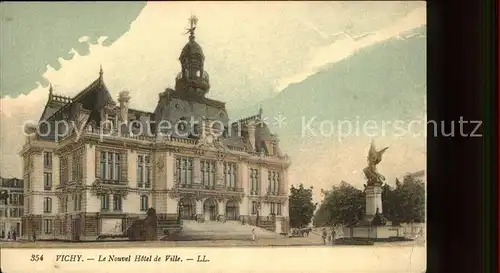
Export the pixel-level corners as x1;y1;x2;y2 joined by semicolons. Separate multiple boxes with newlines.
0;2;426;183
276;5;426;91
287;128;426;201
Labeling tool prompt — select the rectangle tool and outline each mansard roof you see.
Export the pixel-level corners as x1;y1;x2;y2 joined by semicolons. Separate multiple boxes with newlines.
169;89;225;109
44;73;114;123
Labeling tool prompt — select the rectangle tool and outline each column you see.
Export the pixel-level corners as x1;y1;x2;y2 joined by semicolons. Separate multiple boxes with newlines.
84;144;95;186
247;122;256;152
218;199;225;222
215;160;223;189
193;158;201;184
375;186;383;214
127;149;136;187
280;169;287;195
259;166;267;196
53;154;60;188
154;152;167;190
166;196;177;215
196;200;203;222
165;152;174;189
239;162;249;216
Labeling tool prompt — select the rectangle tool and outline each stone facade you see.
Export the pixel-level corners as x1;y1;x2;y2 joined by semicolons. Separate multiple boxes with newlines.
20;18;291;241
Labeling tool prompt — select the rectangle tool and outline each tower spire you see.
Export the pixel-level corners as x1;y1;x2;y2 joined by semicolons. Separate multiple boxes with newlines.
99;65;103;78
186;15;198;40
48;83;53;100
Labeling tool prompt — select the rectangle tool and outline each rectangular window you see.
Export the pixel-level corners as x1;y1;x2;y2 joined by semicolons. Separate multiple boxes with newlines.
73;194;81;211
107;152;114;180
267;171;280;195
44;172;52;190
72;149;84;181
44;219;53;234
140;195;148;211
137;155;151;188
250;169;259;194
275;172;280;194
64;196;68;213
100;195;109;211
277;203;282;216
137;155;144;186
113;194;122;211
107;116;116;130
114;154;121;181
43;197;52;213
43;152;52;168
268;172;272;193
145;156;151;187
270;202;276;214
26;172;31;191
224;162;237;189
201;160;216;188
60;157;68;185
100;152;122;181
177;157;193;185
251;201;258;215
100;152;106;179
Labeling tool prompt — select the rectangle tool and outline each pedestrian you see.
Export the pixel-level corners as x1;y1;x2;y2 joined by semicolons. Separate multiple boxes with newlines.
33;231;36;242
321;228;327;245
12;230;16;241
7;231;11;240
252;228;257;242
1;229;4;239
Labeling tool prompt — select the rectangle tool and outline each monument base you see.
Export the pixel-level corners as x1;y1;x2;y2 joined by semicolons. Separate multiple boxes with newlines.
343;225;406;239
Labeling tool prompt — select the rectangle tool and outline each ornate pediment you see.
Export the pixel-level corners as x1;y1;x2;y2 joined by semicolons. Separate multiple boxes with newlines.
90;179;129;198
156;155;165;173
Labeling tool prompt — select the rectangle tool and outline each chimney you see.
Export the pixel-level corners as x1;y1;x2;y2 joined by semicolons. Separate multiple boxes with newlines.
118;91;131;125
247;121;256;152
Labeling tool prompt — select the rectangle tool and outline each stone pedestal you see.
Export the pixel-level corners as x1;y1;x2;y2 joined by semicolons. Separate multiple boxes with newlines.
364;183;383;221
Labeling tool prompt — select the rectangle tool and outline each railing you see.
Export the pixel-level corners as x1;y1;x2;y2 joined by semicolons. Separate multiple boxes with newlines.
137;183;152;189
250;191;260;196
100;179;127;186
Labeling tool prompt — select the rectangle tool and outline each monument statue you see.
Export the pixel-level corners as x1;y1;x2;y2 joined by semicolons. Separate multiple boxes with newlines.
185;15;198;36
363;141;389;186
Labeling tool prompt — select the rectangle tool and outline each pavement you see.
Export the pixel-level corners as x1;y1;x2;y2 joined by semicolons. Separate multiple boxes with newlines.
0;232;425;249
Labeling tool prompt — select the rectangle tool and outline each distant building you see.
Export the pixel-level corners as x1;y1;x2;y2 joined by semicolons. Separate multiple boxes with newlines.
20;17;290;241
0;177;24;238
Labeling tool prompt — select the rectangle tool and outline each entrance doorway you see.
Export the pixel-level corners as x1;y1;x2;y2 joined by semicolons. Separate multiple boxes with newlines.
179;198;196;220
71;218;80;241
203;199;218;221
225;200;239;220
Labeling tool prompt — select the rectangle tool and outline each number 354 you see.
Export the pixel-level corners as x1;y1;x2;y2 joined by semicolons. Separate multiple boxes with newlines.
30;254;44;262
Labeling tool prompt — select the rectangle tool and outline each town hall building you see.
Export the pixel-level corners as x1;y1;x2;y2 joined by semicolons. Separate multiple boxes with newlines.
20;17;290;241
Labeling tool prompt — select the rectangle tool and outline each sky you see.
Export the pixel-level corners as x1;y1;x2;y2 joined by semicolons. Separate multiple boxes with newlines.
0;2;426;200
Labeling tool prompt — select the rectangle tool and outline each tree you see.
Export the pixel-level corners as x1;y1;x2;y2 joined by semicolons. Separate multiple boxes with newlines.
381;176;425;224
313;181;364;227
395;175;425;223
313;176;425;227
289;184;317;228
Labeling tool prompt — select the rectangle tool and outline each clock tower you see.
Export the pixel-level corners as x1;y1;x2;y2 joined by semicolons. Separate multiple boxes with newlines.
175;15;210;96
